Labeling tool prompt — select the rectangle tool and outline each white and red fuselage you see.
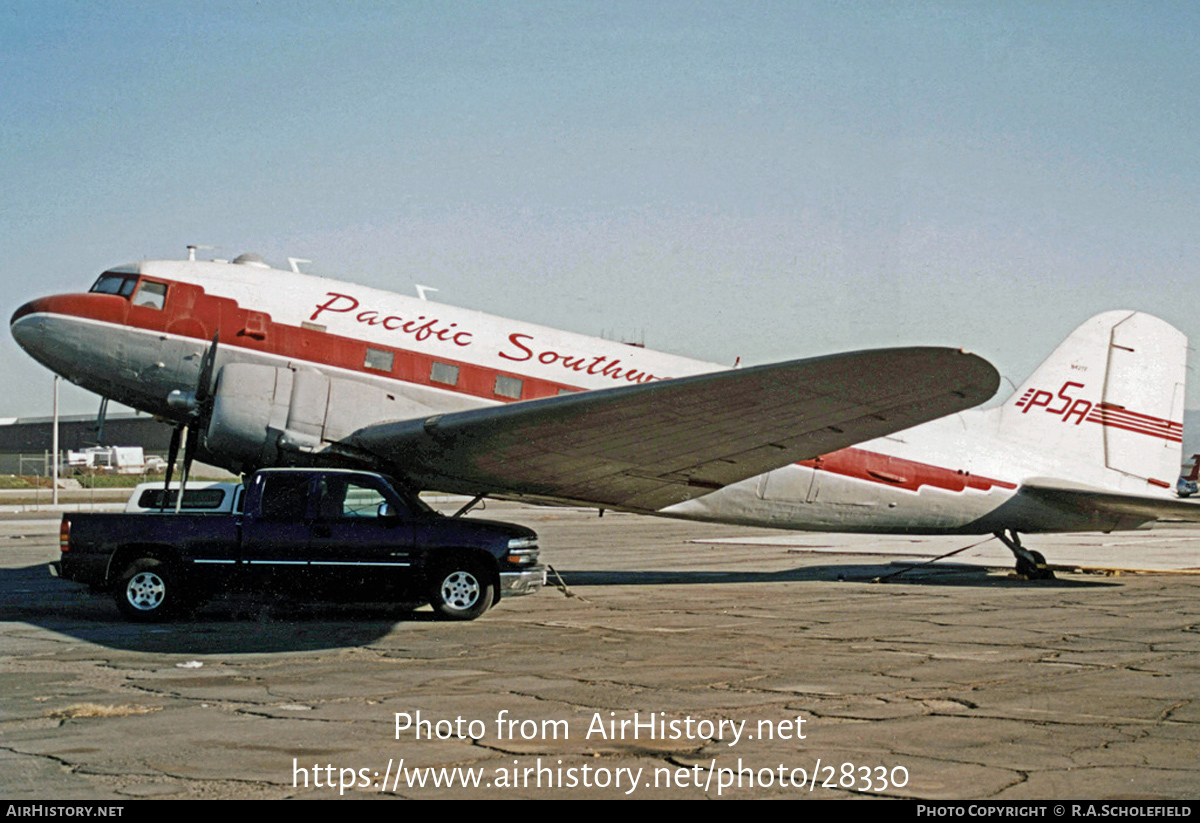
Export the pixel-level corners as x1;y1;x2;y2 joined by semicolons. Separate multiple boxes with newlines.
10;256;1188;536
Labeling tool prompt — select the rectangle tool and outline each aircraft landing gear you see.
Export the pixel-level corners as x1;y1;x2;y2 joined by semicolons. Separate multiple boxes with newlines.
994;530;1055;580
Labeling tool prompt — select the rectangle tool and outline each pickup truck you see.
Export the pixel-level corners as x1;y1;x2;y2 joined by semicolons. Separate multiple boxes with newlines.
52;468;545;622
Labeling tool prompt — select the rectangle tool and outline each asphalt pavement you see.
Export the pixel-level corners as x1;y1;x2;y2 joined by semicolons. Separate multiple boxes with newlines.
2;502;1198;799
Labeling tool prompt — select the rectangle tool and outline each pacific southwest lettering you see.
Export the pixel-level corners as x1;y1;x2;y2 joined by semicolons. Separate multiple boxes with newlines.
309;293;662;385
310;293;473;347
499;333;661;385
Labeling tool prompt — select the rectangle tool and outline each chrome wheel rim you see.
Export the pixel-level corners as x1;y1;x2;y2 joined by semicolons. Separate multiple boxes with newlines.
440;571;480;611
126;571;166;611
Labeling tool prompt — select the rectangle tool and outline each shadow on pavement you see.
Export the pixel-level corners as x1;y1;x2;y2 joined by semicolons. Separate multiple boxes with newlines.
1;562;429;654
553;561;1120;588
3;554;1118;654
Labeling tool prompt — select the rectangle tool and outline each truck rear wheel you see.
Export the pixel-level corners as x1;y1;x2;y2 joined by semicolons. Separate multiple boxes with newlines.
114;558;182;622
428;560;493;621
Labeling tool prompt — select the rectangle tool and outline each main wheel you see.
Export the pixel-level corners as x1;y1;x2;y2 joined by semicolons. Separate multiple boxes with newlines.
428;561;493;621
114;558;182;621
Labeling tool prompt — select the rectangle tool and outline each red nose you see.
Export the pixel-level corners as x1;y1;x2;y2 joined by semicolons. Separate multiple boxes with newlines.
10;296;53;325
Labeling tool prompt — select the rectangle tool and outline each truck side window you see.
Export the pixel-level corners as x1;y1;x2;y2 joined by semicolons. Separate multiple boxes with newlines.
136;488;226;510
259;476;311;520
343;479;391;517
315;477;349;519
316;476;395;519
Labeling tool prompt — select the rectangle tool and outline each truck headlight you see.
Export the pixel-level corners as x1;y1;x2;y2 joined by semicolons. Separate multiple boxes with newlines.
506;536;539;565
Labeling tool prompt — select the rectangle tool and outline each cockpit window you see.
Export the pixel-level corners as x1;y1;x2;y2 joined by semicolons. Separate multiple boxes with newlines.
90;272;138;297
131;280;167;310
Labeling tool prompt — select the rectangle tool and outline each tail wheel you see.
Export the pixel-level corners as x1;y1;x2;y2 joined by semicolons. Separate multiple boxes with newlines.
114;558;181;621
428;560;493;621
996;531;1056;581
1016;550;1056;581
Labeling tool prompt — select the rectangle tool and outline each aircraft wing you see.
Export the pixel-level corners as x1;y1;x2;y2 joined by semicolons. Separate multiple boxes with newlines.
346;347;999;511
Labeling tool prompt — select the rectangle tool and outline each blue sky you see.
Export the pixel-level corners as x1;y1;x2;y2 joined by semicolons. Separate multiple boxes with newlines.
3;2;1200;416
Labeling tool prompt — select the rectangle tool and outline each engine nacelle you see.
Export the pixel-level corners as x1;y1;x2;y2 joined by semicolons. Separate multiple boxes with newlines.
204;363;421;471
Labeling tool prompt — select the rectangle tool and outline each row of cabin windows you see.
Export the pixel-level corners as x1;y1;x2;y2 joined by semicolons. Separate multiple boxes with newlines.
411;356;525;400
368;352;527;400
366;351;563;401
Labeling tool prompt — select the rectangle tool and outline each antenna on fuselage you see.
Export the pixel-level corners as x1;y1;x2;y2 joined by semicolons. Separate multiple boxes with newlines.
288;258;311;273
186;245;216;262
416;284;438;301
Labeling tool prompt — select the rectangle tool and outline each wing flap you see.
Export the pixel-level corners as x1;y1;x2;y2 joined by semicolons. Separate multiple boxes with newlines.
347;347;999;511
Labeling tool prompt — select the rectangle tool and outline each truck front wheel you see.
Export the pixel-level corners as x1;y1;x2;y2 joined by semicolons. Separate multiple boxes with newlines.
115;558;182;622
428;561;493;621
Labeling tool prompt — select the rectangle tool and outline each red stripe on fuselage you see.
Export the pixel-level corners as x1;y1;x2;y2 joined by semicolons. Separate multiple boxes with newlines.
18;284;585;404
798;448;1018;494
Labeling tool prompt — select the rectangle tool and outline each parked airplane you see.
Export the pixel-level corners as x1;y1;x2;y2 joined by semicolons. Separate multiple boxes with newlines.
11;251;1196;577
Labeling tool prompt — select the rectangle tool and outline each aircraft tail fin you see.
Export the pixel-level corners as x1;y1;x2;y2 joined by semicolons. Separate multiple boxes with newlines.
998;310;1186;491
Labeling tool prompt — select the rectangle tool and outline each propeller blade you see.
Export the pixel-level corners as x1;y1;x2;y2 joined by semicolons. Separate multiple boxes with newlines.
195;332;219;404
161;425;181;511
162;332;219;510
176;425;199;513
95;397;109;446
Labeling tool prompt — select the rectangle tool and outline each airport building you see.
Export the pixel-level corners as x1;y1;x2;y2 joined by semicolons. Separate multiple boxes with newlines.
0;413;175;476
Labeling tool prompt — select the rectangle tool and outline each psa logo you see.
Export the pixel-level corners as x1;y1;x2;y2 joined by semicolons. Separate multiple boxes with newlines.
1014;380;1182;443
1014;381;1093;424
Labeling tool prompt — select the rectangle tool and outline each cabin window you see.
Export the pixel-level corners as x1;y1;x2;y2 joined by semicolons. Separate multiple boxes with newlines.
494;375;523;399
364;348;394;372
430;362;459;386
89;272;138;298
131;281;167;310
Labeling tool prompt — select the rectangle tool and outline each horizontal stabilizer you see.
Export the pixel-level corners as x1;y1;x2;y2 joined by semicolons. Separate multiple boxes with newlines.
347;347;999;511
1020;479;1200;525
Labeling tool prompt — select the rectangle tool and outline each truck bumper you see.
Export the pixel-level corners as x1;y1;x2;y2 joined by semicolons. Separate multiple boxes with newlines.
500;566;546;598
